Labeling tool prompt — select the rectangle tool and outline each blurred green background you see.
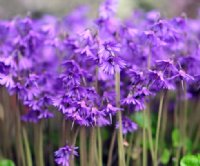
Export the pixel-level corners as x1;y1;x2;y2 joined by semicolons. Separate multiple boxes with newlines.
0;0;199;19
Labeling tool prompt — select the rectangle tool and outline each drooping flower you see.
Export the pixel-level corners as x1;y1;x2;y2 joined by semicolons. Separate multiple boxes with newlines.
116;116;138;135
54;145;78;166
98;41;125;75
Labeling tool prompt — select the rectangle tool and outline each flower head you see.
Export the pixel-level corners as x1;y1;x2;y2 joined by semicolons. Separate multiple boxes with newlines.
116;116;138;135
54;145;78;166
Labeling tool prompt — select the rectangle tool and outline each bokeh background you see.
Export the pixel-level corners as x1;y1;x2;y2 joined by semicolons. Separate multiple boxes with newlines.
0;0;199;19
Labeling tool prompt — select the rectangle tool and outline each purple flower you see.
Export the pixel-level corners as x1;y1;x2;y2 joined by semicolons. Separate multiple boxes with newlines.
103;103;121;122
116;116;138;135
0;74;15;89
122;93;145;111
21;109;53;123
148;70;174;91
98;41;125;75
99;0;119;19
54;145;78;166
170;69;194;82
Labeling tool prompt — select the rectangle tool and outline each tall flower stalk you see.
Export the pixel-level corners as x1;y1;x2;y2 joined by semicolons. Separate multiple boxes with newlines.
34;121;44;166
155;92;165;165
115;71;126;166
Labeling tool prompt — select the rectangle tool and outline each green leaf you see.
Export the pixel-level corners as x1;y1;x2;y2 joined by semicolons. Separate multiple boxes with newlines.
132;112;148;129
160;149;170;165
172;128;181;148
0;160;15;166
180;154;200;166
101;128;109;141
185;138;193;153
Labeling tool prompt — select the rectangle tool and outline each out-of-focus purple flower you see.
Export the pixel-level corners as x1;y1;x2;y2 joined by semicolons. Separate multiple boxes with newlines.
116;116;138;135
99;0;119;19
54;145;78;166
148;70;174;91
0;74;15;89
21;109;54;123
63;6;89;33
170;69;194;82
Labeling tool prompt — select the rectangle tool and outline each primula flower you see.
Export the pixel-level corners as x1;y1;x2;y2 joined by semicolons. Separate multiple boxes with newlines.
0;73;15;89
122;93;146;111
98;41;125;75
103;103;121;122
99;0;119;19
148;70;174;91
54;145;78;166
116;116;138;135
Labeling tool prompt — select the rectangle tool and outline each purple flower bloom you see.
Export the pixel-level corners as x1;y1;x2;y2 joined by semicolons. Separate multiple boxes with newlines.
98;41;125;75
21;109;53;123
0;73;15;89
116;116;138;135
103;103;121;122
99;0;119;19
148;70;174;91
54;145;78;166
122;93;145;111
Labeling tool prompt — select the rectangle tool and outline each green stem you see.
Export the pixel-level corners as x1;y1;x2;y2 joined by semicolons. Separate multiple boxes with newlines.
115;71;126;166
126;133;134;166
61;118;67;146
70;127;80;166
80;127;87;166
89;127;96;166
34;121;44;166
16;105;25;166
97;127;103;166
175;147;181;166
155;92;165;166
146;107;156;166
193;124;200;150
143;110;147;166
22;127;32;166
95;67;102;166
182;82;188;154
107;130;117;166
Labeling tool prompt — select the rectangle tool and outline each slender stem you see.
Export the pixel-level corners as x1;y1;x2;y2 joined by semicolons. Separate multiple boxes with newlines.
107;130;117;166
193;124;200;150
160;94;168;143
22;127;32;166
182;82;188;154
175;147;181;166
61;118;67;146
80;127;87;166
15;103;25;166
155;92;165;165
34;121;44;166
126;133;134;166
115;71;126;166
174;86;181;166
70;127;80;166
146;107;155;166
97;127;103;166
142;110;147;166
95;67;103;166
89;127;96;166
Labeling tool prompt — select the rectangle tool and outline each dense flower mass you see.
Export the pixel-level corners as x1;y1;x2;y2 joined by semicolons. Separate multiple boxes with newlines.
0;0;200;165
